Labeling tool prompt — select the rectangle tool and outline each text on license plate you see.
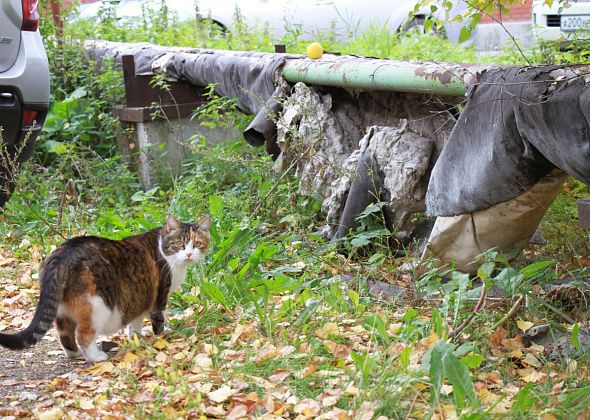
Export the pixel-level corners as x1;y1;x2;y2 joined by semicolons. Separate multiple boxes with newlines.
561;15;590;31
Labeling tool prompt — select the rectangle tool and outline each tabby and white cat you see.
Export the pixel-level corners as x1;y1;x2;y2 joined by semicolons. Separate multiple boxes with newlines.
0;215;210;363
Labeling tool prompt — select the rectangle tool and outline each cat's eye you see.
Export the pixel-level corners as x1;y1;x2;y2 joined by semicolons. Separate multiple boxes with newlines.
174;240;184;247
195;241;202;248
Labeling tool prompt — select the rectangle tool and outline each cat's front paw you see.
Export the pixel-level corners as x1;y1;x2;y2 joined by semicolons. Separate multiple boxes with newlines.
152;322;165;335
150;311;166;335
85;351;108;363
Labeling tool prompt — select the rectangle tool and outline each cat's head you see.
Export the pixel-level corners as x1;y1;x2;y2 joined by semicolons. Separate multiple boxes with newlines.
159;215;211;265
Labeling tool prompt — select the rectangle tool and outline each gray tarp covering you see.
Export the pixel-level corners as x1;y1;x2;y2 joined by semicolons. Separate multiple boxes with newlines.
86;41;589;236
427;66;590;217
85;40;293;148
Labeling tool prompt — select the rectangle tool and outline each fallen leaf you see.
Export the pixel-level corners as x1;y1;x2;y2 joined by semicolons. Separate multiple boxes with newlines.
226;404;248;420
279;345;296;356
488;327;508;351
208;385;236;403
316;322;340;339
78;398;94;410
353;401;377;420
0;256;14;267
204;405;226;417
87;362;114;375
268;369;290;383
204;342;219;355
193;353;213;369
300;363;318;378
419;332;440;349
37;408;64;420
263;392;275;413
323;340;351;358
227;323;254;346
155;351;167;363
522;353;542;368
153;338;169;350
253;344;280;363
121;351;140;364
476;388;499;404
517;320;534;333
319;389;341;407
319;407;350;420
294;398;321;417
519;368;547;383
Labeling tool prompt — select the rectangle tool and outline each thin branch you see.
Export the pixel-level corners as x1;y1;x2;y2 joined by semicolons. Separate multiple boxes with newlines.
491;293;524;331
449;282;487;339
463;0;532;66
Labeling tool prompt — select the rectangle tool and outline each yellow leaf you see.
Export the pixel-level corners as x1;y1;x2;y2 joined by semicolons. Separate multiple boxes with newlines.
523;353;541;368
87;361;115;375
508;349;523;358
516;320;534;333
78;398;95;410
122;352;140;364
476;388;498;404
301;363;318;378
420;332;440;349
519;368;547;383
153;338;169;350
315;322;340;339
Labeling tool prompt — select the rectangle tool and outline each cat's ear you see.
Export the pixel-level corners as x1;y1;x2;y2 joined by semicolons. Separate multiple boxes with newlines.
163;215;182;234
197;216;211;233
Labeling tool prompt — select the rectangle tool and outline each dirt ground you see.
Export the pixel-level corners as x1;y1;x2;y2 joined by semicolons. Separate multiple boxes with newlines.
0;330;117;414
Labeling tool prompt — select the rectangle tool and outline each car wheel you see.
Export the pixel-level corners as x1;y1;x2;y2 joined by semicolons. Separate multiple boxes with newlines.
402;16;445;38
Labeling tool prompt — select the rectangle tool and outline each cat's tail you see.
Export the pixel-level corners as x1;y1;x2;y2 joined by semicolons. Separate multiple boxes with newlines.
0;267;61;350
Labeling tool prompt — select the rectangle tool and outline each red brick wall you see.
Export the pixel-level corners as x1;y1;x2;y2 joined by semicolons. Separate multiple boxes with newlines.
480;0;533;23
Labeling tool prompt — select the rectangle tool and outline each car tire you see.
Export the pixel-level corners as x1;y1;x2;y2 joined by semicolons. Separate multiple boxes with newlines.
402;16;445;38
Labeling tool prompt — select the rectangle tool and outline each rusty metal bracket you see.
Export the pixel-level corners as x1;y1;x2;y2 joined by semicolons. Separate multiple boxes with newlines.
112;55;206;123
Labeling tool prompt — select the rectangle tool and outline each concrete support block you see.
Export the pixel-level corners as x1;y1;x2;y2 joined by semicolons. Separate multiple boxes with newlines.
117;116;240;190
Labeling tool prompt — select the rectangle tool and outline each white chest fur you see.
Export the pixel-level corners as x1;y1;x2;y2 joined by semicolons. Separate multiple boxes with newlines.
169;264;187;292
158;237;189;295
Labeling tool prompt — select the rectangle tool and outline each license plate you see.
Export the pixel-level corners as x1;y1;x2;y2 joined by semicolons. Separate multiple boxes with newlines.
561;15;590;32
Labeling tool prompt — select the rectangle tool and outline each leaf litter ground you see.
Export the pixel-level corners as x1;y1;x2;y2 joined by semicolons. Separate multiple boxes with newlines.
1;243;590;419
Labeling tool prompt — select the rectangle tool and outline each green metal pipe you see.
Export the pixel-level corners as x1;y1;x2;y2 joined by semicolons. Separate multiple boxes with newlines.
283;56;489;97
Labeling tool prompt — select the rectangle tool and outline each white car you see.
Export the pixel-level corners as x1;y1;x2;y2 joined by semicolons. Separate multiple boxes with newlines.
0;0;50;207
76;0;469;42
532;0;590;42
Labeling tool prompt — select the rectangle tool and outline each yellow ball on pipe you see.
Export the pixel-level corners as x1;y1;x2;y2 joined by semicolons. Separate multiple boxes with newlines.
306;42;324;59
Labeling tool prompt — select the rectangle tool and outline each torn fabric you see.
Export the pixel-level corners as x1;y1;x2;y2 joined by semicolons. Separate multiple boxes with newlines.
329;125;434;239
427;66;590;217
